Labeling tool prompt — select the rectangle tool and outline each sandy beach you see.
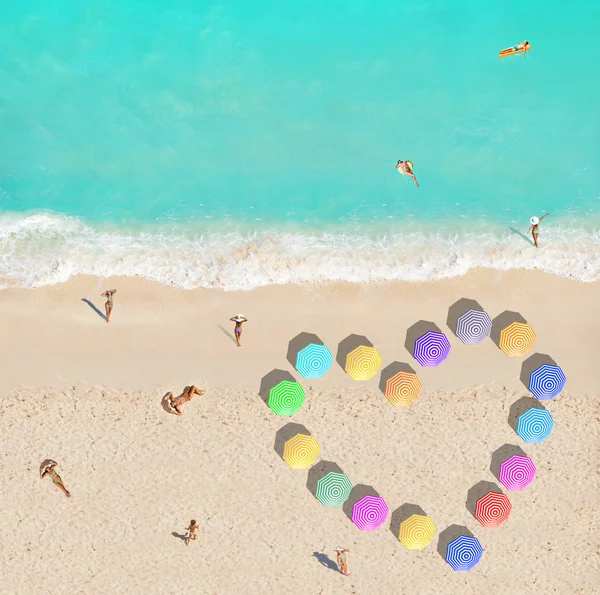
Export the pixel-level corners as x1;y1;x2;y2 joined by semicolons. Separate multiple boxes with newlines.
1;269;599;594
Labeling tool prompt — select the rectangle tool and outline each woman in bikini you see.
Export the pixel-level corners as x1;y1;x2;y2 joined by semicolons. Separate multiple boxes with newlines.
101;289;117;323
165;385;205;416
396;160;419;187
229;314;248;347
335;547;350;576
527;212;549;248
40;460;70;497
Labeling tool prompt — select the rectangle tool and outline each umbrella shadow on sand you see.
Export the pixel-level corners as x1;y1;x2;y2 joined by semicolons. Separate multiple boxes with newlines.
519;353;558;389
466;481;504;518
306;460;345;498
508;396;546;434
336;335;373;370
274;423;311;461
259;369;296;406
312;552;339;572
437;525;474;562
342;484;379;523
389;503;427;541
378;362;417;394
287;332;324;369
404;320;442;358
490;311;527;348
446;298;485;336
490;444;529;480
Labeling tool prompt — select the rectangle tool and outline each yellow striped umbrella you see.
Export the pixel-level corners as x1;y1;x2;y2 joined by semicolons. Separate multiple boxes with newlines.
282;433;320;469
384;371;422;406
498;322;536;357
398;514;436;550
345;345;382;380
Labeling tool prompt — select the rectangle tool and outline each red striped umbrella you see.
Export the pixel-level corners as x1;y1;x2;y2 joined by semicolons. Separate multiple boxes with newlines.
474;491;512;527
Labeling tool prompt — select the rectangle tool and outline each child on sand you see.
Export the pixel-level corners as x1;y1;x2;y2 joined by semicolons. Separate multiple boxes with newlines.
165;386;204;416
100;289;117;323
185;520;199;545
335;547;350;576
229;314;248;347
40;460;70;498
527;213;549;248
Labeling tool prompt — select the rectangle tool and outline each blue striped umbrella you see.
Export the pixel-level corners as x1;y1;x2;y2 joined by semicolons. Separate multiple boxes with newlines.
528;363;566;400
295;343;332;378
516;407;554;443
445;535;483;571
455;310;492;345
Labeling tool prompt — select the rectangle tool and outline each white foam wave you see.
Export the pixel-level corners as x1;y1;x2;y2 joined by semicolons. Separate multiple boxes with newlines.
0;211;599;289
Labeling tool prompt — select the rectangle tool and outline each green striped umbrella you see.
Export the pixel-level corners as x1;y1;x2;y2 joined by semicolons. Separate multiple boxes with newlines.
315;471;353;507
268;380;305;416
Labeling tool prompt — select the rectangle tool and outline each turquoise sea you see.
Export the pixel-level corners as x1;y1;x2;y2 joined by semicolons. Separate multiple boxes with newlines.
1;0;599;288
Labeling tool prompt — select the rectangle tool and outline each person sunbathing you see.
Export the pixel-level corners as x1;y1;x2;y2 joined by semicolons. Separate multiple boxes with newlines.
40;460;70;497
164;385;204;416
396;160;419;187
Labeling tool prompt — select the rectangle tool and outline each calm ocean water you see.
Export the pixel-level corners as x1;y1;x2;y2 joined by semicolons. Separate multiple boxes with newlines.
1;0;599;288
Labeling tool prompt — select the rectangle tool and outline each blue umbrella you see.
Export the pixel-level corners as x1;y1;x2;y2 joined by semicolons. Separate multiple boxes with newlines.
455;310;492;345
446;535;483;571
295;343;332;378
528;364;566;400
516;407;554;443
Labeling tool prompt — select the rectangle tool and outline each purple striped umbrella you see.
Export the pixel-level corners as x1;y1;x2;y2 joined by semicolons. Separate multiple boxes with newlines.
498;454;536;490
413;331;451;367
351;495;389;530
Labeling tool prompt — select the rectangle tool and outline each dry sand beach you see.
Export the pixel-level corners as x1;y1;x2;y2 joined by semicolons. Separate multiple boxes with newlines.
1;269;599;594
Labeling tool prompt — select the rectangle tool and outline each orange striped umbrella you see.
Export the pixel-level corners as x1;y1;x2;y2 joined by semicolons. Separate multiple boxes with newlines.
383;371;422;406
498;322;535;357
345;345;382;380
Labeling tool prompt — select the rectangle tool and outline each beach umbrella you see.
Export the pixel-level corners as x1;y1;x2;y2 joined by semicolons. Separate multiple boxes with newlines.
413;331;451;367
383;370;422;406
516;408;554;443
498;454;536;490
315;472;353;507
498;322;535;357
268;380;305;416
345;345;382;380
445;535;484;571
398;514;436;549
295;343;332;378
528;364;566;400
351;494;389;530
474;491;512;527
455;310;492;345
282;434;319;469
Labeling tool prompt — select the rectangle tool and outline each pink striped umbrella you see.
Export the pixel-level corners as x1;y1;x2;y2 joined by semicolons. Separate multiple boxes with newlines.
351;494;389;530
498;454;536;490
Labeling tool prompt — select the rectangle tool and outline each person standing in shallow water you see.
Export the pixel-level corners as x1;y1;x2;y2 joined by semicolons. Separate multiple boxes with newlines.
527;213;549;248
335;547;350;576
229;314;248;347
101;289;117;323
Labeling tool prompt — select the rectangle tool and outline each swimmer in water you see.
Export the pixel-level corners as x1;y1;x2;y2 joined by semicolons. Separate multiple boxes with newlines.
527;212;549;248
396;160;419;187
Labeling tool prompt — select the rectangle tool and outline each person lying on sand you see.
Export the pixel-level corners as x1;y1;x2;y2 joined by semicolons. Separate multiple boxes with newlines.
40;460;70;497
164;385;205;416
335;547;350;576
229;314;248;347
100;289;117;323
185;520;199;545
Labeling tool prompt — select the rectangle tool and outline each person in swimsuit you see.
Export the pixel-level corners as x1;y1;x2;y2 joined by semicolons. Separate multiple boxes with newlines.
396;160;419;187
101;289;117;323
335;547;350;576
229;314;248;347
185;519;199;545
517;40;529;58
40;460;70;497
527;212;549;248
164;385;205;416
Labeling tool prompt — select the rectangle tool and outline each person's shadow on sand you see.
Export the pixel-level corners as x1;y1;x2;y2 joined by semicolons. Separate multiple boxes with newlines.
171;532;187;543
81;298;106;321
312;552;338;572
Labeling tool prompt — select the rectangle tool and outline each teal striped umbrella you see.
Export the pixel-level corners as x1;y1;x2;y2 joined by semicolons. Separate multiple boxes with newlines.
315;472;352;506
268;380;305;416
296;343;332;378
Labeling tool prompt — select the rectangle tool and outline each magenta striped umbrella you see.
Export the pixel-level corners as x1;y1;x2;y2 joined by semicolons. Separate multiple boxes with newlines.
413;331;451;367
351;495;389;530
498;454;536;490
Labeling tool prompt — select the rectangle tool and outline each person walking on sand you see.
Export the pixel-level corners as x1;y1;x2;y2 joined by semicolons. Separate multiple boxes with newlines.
229;314;248;347
40;460;70;498
185;520;199;545
101;289;117;323
165;385;205;416
396;160;419;187
527;213;549;248
335;547;350;576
